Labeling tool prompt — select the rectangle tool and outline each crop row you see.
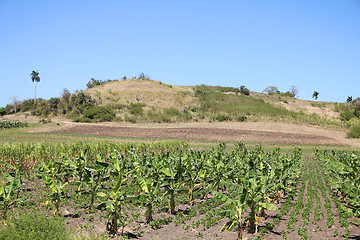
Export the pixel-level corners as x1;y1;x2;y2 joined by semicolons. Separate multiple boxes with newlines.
0;143;302;239
0;140;188;170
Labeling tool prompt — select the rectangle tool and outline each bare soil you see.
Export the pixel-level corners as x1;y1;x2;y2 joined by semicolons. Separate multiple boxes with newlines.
32;121;360;148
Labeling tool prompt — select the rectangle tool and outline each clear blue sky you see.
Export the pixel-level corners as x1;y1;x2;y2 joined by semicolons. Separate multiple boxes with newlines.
1;0;359;108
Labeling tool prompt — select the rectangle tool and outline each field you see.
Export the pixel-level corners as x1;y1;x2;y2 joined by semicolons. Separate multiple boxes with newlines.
0;117;360;240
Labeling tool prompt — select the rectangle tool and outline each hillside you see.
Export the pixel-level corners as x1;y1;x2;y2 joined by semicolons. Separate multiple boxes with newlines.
85;79;338;117
1;78;360;147
1;78;359;130
85;79;196;110
81;79;348;126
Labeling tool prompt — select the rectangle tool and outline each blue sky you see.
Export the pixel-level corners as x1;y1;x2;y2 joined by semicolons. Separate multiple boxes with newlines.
1;0;359;108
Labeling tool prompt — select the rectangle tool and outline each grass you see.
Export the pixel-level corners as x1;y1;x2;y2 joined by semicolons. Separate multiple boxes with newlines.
0;212;68;240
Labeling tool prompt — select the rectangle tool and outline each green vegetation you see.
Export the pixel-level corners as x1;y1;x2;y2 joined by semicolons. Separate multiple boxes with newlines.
0;141;188;170
30;70;40;102
74;106;115;122
0;122;28;130
86;78;117;89
0;213;68;240
1;79;359;129
194;85;294;118
0;140;357;239
348;126;360;138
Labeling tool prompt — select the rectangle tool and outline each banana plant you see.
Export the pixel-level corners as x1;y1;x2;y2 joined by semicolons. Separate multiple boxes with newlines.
207;147;231;191
244;152;277;233
62;151;88;183
159;154;184;214
0;170;22;224
212;184;247;240
36;158;70;216
183;151;204;204
135;173;160;223
73;154;111;209
97;173;127;236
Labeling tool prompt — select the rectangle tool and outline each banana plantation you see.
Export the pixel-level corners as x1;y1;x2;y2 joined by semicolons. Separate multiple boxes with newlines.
0;142;359;239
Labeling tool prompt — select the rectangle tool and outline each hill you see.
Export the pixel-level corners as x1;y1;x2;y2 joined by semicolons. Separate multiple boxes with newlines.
85;79;195;110
1;78;359;132
82;78;352;127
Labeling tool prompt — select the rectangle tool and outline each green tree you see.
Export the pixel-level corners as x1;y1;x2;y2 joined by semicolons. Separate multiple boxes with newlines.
240;86;250;96
312;91;319;100
0;108;5;117
30;71;40;102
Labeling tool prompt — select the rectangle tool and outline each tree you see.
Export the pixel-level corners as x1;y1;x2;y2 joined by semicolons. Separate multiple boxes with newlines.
289;85;298;98
30;71;40;102
263;86;279;95
8;97;20;113
0;108;5;117
312;91;319;100
347;96;353;103
240;86;250;96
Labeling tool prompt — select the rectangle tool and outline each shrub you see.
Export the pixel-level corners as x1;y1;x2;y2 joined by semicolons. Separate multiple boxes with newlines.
82;106;115;122
164;108;181;117
20;99;36;112
340;110;354;121
73;117;92;123
0;108;5;117
236;115;247;122
281;91;295;98
129;103;146;116
124;114;137;123
240;85;250;96
348;126;360;138
0;213;68;240
214;113;232;122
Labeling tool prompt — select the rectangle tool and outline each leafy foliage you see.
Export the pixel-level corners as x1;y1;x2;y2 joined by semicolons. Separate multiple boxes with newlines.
348;126;360;138
0;122;28;130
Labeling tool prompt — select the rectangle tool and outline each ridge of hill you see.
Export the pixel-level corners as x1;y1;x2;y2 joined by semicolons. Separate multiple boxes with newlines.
84;79;342;123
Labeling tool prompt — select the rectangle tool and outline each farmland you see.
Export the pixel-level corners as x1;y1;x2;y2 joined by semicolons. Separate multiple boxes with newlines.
0;84;360;239
0;121;359;239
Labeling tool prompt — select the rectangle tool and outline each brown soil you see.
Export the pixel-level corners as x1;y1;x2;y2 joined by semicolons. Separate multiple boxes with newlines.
34;121;360;148
46;124;341;146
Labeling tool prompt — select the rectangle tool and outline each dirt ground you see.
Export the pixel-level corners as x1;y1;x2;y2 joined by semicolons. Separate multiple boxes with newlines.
30;120;360;148
2;113;360;147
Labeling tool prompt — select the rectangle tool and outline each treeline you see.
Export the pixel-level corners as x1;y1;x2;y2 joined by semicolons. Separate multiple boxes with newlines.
0;89;113;122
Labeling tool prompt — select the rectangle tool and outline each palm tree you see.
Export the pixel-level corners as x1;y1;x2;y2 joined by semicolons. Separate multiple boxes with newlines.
312;91;319;100
30;71;40;102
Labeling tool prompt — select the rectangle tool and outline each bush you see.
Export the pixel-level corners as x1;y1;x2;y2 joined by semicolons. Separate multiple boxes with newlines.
73;106;115;122
129;103;146;116
164;108;181;117
124;114;137;123
20;99;36;112
340;110;354;121
0;108;5;117
0;213;68;240
73;117;92;123
240;86;250;96
348;126;360;138
214;113;232;122
236;115;247;122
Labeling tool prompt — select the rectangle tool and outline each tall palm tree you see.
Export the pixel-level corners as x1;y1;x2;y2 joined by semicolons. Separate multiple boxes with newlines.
30;71;40;102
